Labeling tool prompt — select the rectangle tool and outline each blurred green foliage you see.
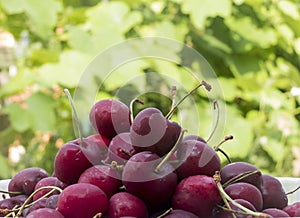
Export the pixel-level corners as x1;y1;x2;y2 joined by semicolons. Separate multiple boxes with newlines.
0;0;300;178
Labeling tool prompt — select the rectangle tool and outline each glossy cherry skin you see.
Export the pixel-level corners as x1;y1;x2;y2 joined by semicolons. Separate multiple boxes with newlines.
78;165;122;198
122;151;178;211
130;107;181;156
108;192;148;218
8;167;49;197
89;99;131;139
57;183;108;218
172;175;221;217
26;208;64;218
33;176;67;201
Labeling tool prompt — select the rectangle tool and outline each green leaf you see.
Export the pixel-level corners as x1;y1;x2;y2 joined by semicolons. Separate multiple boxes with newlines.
4;103;31;132
225;17;277;48
138;20;189;42
29;49;59;66
0;70;33;98
225;54;262;77
0;0;26;14
38;50;93;88
261;138;286;163
0;154;11;179
278;0;300;20
86;1;142;52
182;0;231;29
25;92;56;132
221;106;254;159
67;26;93;53
23;0;62;38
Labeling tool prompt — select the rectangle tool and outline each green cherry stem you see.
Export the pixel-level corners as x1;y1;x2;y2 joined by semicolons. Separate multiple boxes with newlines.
154;129;187;173
165;80;211;120
214;172;269;218
206;100;219;142
156;208;173;218
15;185;63;217
64;89;84;147
129;98;144;123
222;170;261;188
0;190;22;195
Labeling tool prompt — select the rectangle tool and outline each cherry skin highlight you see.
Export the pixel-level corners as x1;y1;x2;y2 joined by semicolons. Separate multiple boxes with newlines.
89;99;131;139
57;183;108;218
108;192;148;218
172;174;221;217
122;151;178;211
8;167;49;197
130;107;181;156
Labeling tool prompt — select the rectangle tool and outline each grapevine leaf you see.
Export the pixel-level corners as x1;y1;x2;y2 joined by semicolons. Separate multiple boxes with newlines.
182;0;231;29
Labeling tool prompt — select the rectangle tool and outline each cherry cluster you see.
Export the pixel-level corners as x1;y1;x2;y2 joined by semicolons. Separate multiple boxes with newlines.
0;83;299;218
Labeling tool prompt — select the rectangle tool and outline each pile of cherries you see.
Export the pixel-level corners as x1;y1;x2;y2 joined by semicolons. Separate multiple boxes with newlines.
1;83;300;218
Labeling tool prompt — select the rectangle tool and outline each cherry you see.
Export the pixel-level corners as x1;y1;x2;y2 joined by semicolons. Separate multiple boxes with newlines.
8;167;49;197
85;133;110;161
57;183;108;218
175;139;221;180
26;208;64;218
224;182;263;211
283;202;300;216
130;107;181;156
22;198;48;217
45;194;60;209
172;175;221;217
89;99;131;139
220;162;262;191
163;209;199;218
53;139;93;185
261;174;288;209
262;208;289;217
108;192;148;218
215;199;257;218
104;132;136;165
122;151;178;210
183;134;206;143
0;195;27;216
78;165;122;198
33;176;66;201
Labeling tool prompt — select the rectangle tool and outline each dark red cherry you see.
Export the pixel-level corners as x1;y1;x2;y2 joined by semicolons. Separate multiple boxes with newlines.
89;99;131;139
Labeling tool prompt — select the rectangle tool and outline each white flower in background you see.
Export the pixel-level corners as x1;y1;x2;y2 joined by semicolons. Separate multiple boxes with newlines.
291;87;300;97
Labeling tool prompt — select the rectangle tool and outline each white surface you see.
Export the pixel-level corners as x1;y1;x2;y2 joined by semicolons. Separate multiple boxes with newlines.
0;178;299;204
0;179;10;200
278;177;300;204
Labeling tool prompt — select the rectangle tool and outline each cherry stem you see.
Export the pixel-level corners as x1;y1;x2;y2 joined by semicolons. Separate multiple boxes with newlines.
222;170;261;188
217;204;262;216
154;129;187;173
213;135;234;163
0;190;22;195
101;160;124;172
286;185;300;195
214;172;270;218
168;86;177;118
156;208;173;218
217;148;232;163
165;80;211;120
119;148;133;158
206;100;219;142
15;185;63;217
129;98;144;123
64;89;84;147
213;135;234;151
92;212;102;218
